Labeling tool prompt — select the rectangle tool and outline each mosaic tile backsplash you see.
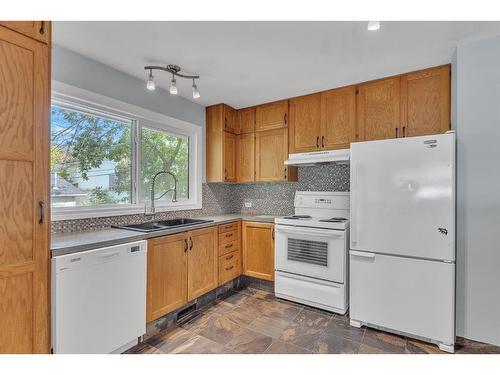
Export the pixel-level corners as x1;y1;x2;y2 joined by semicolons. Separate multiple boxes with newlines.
51;163;350;233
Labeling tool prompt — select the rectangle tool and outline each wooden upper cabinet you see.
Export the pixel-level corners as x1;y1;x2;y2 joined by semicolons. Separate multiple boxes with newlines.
255;128;297;182
147;234;188;322
356;77;401;142
242;222;275;281
289;93;322;153
223;104;238;134
237;107;256;134
206;104;237;182
256;100;288;131
0;21;50;44
0;25;50;353
400;65;451;138
321;86;356;150
187;227;218;301
236;133;255;183
223;132;237;182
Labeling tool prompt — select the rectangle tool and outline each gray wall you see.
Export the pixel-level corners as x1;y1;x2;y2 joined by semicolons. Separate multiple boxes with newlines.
455;34;500;346
52;45;205;127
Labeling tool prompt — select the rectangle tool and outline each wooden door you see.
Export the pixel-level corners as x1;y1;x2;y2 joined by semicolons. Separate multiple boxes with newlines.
356;77;401;141
321;85;356;149
223;131;237;182
0;25;50;353
223;105;238;134
236;133;255;182
237;107;255;134
289;93;322;153
400;65;451;137
0;21;50;44
256;100;288;131
242;222;274;281
187;227;218;301
147;234;188;322
255;128;288;181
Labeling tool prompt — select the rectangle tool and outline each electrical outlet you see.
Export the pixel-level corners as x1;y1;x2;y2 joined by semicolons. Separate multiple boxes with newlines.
244;201;252;208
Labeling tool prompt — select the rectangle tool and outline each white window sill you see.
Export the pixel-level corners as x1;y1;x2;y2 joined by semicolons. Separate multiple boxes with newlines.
51;201;203;221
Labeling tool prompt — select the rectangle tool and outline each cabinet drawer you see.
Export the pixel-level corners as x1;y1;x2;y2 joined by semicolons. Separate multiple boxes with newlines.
218;230;239;245
218;251;241;285
218;221;239;234
218;240;239;256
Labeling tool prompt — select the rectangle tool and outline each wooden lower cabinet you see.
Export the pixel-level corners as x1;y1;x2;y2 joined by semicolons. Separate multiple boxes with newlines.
187;227;218;300
146;227;217;322
146;233;188;322
242;221;275;281
218;221;242;285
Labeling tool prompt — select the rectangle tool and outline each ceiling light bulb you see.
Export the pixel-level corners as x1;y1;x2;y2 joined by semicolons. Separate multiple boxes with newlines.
192;79;200;99
146;70;155;91
169;75;178;95
367;21;380;31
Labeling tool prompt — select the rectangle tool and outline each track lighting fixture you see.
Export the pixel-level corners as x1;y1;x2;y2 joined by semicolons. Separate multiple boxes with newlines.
144;64;200;99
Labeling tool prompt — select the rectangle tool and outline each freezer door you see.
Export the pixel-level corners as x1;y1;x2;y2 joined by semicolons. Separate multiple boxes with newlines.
349;251;455;345
350;133;455;261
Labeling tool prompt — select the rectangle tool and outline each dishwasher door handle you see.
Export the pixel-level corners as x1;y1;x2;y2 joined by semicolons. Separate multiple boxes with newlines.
98;252;120;260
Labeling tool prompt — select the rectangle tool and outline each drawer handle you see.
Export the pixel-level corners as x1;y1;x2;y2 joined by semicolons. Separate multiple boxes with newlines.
225;265;234;271
225;243;233;249
225;255;234;260
226;233;233;238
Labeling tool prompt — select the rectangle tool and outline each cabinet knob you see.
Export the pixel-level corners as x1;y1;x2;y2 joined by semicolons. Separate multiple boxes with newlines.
321;136;325;148
316;136;319;148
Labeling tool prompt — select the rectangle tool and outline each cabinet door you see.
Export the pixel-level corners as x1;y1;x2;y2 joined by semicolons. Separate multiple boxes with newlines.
400;65;450;138
321;86;356;149
223;131;237;182
224;105;238;134
289;93;322;153
0;21;50;44
256;100;288;131
236;133;255;182
237;107;255;134
242;222;275;281
0;26;50;353
147;234;188;322
255;128;289;181
356;77;400;141
187;227;218;301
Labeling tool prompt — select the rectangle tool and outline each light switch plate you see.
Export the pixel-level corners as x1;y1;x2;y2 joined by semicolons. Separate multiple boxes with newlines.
244;201;252;208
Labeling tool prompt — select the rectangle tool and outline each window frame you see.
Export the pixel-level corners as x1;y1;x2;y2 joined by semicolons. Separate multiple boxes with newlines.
51;81;203;221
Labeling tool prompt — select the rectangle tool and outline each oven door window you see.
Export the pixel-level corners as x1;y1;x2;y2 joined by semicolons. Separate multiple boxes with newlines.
287;238;328;267
275;225;345;283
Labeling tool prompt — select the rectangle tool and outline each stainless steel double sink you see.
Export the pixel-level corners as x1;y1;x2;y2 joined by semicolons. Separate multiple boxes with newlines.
113;218;213;233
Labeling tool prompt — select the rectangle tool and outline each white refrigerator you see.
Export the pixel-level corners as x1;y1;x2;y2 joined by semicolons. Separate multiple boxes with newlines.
349;132;456;353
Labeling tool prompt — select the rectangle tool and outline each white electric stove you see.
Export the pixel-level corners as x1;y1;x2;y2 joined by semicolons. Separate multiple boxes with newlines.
274;191;350;314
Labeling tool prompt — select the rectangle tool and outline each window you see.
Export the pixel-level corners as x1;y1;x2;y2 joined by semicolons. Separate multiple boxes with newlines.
140;127;189;202
50;83;202;220
51;105;133;207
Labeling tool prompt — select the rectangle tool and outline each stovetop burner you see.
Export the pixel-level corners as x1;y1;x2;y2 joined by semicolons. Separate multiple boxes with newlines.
282;215;312;220
319;217;348;223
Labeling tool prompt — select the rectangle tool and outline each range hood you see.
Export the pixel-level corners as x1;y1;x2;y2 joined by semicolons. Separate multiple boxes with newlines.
284;149;350;167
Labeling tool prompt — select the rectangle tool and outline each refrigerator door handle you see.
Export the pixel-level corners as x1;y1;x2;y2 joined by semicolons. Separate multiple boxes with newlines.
351;163;359;246
350;250;376;259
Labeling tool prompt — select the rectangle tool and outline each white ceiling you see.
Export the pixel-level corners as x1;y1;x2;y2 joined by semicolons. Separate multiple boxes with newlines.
53;21;500;109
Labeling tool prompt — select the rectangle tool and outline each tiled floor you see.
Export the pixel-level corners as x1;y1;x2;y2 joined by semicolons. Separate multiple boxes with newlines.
125;287;500;354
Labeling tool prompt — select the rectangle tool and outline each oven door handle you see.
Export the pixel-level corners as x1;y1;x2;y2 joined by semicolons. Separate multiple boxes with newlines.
275;225;345;239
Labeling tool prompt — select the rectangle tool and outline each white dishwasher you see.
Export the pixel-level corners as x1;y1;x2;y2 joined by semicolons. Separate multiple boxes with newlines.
52;240;147;354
